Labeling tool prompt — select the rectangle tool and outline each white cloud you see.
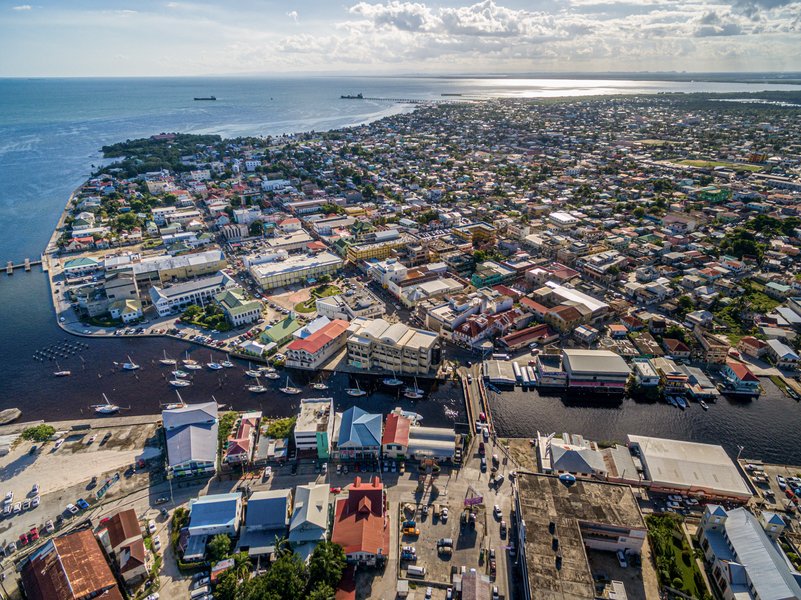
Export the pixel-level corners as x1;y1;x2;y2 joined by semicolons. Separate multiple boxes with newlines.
287;10;298;22
12;4;32;10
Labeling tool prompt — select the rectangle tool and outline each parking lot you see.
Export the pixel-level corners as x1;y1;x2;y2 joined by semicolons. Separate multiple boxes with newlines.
742;460;801;514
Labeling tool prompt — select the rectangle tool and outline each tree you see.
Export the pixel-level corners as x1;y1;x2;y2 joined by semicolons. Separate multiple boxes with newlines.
308;541;347;591
633;207;646;218
676;295;694;318
208;534;232;562
21;424;56;442
265;418;296;440
249;220;264;237
245;552;306;600
233;551;253;582
664;325;687;344
308;583;336;600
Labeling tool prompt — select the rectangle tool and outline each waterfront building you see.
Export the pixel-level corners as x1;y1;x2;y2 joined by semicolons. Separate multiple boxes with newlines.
515;473;647;600
294;398;335;459
331;476;390;566
697;505;801;600
721;360;762;396
632;359;660;387
408;426;456;461
535;354;568;387
347;317;441;375
285;319;350;370
334;406;382;460
562;349;630;393
766;339;800;369
162;402;219;477
260;314;302;346
150;272;235;316
249;251;343;291
382;413;411;460
214;287;262;326
62;256;100;276
626;435;752;502
695;329;731;364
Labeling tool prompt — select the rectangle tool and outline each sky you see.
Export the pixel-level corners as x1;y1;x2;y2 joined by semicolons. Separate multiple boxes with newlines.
0;0;799;76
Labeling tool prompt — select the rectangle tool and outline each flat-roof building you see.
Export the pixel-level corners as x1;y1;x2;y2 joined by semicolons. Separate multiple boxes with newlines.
562;349;630;393
294;398;335;460
627;434;752;502
347;317;441;375
249;251;343;291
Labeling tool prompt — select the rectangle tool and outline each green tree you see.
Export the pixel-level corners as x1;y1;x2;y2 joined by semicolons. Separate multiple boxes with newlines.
308;541;347;590
676;295;694;318
249;220;264;237
233;551;253;582
208;534;232;562
245;553;307;600
213;570;240;600
633;207;646;218
265;418;296;440
21;424;56;442
308;583;336;600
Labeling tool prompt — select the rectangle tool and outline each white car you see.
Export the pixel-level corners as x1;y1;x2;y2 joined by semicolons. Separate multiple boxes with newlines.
667;501;682;509
32;483;39;496
493;505;502;518
31;496;40;508
153;535;161;551
148;520;156;534
66;503;79;514
616;549;628;568
145;594;160;600
13;502;22;514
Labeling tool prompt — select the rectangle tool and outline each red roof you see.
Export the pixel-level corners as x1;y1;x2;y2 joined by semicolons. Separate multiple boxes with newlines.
335;566;356;600
331;477;389;557
286;320;349;355
520;297;549;314
663;338;690;353
382;414;410;447
726;360;759;382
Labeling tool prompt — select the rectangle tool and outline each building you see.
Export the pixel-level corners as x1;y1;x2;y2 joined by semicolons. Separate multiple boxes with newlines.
562;349;631;393
382;413;411;459
237;489;293;558
188;492;244;538
97;509;148;585
118;249;227;287
162;402;219;477
470;260;516;288
215;287;262;326
537;433;639;484
63;256;101;276
249;251;343;291
285;319;350;370
627;435;752;502
150;272;235;316
289;483;330;555
346;230;414;262
331;476;390;566
698;505;801;600
224;413;259;465
315;288;386;321
695;329;731;364
21;527;124;600
294;398;335;459
407;426;456;461
515;473;647;600
721;360;762;396
335;406;382;460
347;317;441;375
261;314;302;346
632;359;660;387
766;339;800;369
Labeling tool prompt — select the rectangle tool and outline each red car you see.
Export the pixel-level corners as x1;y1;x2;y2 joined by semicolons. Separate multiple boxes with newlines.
18;534;28;546
786;489;795;499
479;412;487;422
29;527;39;542
330;487;342;494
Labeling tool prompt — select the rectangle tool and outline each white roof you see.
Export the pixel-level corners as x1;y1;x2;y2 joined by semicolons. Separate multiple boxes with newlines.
250;251;342;277
545;281;609;314
562;349;630;376
627;434;751;498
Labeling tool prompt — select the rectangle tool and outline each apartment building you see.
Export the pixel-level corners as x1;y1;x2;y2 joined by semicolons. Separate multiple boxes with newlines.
347;317;441;375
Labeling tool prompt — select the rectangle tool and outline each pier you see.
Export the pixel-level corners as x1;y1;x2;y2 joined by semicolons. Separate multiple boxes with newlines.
5;257;42;274
341;96;455;104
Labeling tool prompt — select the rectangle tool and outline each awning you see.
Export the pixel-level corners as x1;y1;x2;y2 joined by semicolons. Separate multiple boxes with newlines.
236;529;285;557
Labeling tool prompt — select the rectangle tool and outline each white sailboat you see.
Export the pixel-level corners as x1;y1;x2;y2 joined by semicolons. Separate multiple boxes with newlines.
280;375;301;395
159;350;177;366
403;377;424;399
207;353;223;370
263;369;280;380
183;351;202;371
245;362;262;378
382;370;403;387
170;378;192;387
121;355;139;371
311;376;329;390
221;354;234;368
92;393;120;415
53;361;71;377
163;391;187;410
248;377;268;393
345;379;367;397
171;369;189;378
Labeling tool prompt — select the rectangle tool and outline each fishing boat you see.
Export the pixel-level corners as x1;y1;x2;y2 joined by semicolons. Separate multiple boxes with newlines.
221;355;234;368
248;377;268;393
345;379;367;397
53;361;71;377
171;369;189;378
699;400;709;411
675;396;687;410
207;353;223;370
403;377;424;399
170;378;192;388
245;362;262;378
159;350;177;366
280;376;301;395
183;351;202;370
382;370;403;387
121;355;139;371
92;393;120;415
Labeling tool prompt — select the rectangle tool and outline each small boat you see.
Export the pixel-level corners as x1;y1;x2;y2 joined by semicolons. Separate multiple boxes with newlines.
665;396;676;407
280;376;301;395
345;380;367;397
171;369;189;378
169;378;191;388
207;353;223;370
311;379;329;390
675;396;687;410
403;377;424;400
248;377;268;393
159;350;177;366
700;400;709;411
261;366;277;374
263;370;280;380
382;370;404;387
53;361;71;377
245;362;262;378
54;439;64;450
163;392;188;410
221;355;234;368
788;388;800;401
92;393;120;415
121;355;139;371
183;351;202;370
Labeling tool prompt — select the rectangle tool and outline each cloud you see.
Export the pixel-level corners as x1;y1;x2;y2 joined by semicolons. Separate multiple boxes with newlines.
287;10;298;23
12;4;32;10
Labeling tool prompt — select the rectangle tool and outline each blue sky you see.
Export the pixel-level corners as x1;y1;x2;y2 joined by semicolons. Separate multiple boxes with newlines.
1;0;799;76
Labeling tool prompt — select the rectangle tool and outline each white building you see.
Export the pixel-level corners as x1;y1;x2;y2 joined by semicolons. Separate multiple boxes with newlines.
315;288;386;322
149;272;234;316
249;252;343;291
294;398;335;459
347;317;441;375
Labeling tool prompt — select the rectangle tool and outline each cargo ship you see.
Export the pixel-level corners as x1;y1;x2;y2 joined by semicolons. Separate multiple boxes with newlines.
341;93;363;99
194;96;216;101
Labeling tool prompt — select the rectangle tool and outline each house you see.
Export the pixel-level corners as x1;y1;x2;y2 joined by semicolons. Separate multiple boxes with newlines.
187;493;244;544
294;398;335;459
632;359;660;387
215;287;262;327
382;413;410;459
662;338;691;359
331;476;390;566
162;402;219;477
108;298;143;323
285;319;351;370
766;339;800;370
260;314;302;346
150;272;235;317
695;329;731;364
21;527;124;600
289;484;330;555
335;406;382;460
97;509;148;585
224;413;259;465
237;489;293;559
721;360;762;396
697;505;801;600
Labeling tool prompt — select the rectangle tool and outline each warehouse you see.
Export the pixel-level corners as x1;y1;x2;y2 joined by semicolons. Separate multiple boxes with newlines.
562;349;630;393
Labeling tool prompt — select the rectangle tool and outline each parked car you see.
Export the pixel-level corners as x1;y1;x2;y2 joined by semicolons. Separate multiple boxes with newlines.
76;498;90;510
500;520;507;538
493;505;502;519
66;503;79;514
45;519;54;533
616;549;628;568
148;520;157;534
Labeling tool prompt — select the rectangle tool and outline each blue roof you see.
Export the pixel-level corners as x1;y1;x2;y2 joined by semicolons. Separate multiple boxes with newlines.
189;493;242;530
244;489;291;530
338;406;381;448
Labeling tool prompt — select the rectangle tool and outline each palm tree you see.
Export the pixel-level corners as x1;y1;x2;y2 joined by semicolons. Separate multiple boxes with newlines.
272;534;292;559
309;541;347;590
233;551;252;583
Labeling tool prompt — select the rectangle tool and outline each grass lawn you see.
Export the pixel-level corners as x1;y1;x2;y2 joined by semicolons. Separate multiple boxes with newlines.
677;159;762;172
294;284;341;313
647;514;710;599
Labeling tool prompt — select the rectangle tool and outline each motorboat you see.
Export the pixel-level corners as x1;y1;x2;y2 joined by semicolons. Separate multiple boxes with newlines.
263;370;280;380
700;400;709;410
248;377;268;393
92;393;120;415
666;396;677;407
169;378;191;387
121;355;139;371
53;361;71;377
345;380;367;397
159;350;177;366
207;353;223;370
311;378;329;390
280;376;301;395
221;355;235;368
675;396;687;410
382;370;403;387
171;369;189;378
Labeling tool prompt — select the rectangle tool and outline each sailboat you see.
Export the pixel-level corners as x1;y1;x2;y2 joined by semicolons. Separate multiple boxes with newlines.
248;377;268;393
310;376;329;390
169;377;192;387
221;354;234;368
279;375;301;395
121;355;139;371
263;369;280;380
382;370;403;387
207;353;223;370
183;351;202;371
159;350;177;366
345;379;367;397
53;361;71;377
171;369;189;378
245;362;262;378
403;377;424;399
163;391;187;410
92;393;120;415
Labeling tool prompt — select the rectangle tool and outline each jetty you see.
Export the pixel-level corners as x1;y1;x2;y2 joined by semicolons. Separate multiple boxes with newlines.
5;258;43;275
341;95;453;105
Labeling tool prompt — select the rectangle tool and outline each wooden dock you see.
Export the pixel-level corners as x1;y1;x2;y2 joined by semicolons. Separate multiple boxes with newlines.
5;258;43;274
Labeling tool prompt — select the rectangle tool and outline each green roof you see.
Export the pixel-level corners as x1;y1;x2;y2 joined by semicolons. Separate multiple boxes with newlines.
64;257;100;268
262;314;301;343
215;288;262;317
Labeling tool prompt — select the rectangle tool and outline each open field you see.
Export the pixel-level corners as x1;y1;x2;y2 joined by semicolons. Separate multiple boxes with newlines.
676;159;763;171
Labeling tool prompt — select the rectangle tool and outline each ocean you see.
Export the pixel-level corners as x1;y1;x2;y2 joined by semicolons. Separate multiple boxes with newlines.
2;76;801;461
